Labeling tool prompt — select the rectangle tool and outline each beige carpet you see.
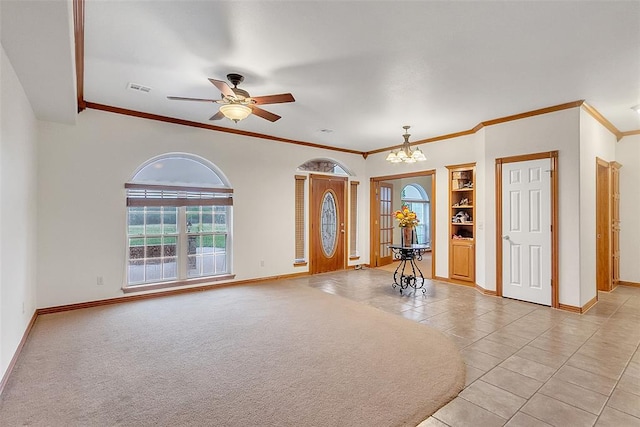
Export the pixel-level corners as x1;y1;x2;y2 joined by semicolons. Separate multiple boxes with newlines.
0;281;464;426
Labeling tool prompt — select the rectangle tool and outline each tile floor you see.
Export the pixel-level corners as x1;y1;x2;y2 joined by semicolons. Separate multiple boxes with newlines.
293;268;640;427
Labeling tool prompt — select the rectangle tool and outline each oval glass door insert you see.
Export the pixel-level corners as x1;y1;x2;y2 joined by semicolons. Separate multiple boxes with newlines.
320;191;338;257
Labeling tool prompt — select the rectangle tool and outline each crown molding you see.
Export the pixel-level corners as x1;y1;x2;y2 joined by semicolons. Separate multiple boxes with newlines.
581;101;624;141
85;102;364;156
365;100;585;156
620;130;640;139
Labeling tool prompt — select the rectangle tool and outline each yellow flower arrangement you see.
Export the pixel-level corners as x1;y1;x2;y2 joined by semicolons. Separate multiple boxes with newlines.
393;205;419;228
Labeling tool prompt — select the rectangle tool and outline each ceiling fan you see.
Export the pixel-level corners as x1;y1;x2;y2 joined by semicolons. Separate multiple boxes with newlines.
167;73;295;123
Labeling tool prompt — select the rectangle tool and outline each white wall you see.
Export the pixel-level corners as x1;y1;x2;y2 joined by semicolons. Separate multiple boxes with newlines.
366;109;586;307
36;109;367;308
579;110;617;304
19;81;632;323
0;46;39;379
473;128;487;289
483;108;581;306
617;135;640;283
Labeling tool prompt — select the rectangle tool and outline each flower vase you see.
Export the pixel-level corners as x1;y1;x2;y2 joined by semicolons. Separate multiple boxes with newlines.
402;227;413;246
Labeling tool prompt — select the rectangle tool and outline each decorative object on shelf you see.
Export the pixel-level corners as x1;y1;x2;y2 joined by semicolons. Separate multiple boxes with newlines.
394;205;419;246
453;198;469;207
452;234;473;240
385;126;427;164
452;211;471;223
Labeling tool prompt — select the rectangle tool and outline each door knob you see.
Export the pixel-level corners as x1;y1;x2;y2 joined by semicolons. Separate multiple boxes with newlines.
502;235;510;240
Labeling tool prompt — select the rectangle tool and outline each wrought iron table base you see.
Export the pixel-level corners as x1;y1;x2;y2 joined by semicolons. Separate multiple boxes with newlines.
389;245;430;295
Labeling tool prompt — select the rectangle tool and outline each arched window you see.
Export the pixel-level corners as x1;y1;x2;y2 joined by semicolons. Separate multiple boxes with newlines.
124;154;233;291
297;158;352;176
401;184;430;247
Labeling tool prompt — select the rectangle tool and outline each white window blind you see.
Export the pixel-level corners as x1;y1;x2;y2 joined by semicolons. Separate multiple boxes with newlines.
125;183;233;207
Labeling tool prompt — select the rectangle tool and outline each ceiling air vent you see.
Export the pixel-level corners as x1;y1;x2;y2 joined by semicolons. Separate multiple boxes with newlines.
127;82;151;93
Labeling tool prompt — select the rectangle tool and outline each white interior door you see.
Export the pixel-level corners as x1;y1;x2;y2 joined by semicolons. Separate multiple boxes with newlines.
502;158;551;306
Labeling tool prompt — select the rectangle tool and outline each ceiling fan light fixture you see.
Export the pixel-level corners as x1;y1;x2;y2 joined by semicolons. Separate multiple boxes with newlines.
632;104;640;115
219;104;252;123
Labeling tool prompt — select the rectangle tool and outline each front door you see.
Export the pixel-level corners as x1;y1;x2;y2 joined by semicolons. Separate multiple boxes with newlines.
310;174;346;274
502;158;552;306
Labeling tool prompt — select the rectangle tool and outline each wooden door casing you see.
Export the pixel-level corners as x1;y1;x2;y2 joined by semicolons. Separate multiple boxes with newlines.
369;171;437;277
611;162;621;287
596;158;611;292
378;182;394;266
496;151;558;308
309;174;347;274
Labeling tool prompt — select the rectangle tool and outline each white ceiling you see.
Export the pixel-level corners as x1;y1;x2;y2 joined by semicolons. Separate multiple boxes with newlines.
3;1;640;152
1;0;77;124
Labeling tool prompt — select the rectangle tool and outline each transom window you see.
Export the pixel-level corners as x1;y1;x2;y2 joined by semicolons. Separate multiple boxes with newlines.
125;154;233;290
297;158;351;176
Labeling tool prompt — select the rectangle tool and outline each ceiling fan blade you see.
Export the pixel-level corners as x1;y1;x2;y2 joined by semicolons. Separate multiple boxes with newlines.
251;93;295;105
209;110;225;121
208;78;235;98
250;105;281;122
167;96;218;102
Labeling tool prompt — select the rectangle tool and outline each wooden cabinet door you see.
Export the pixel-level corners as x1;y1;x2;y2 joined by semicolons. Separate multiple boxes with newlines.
450;240;475;281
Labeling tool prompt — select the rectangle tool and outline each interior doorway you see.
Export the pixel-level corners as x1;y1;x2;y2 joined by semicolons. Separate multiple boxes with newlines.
595;159;622;292
401;183;431;248
370;170;436;279
496;151;559;308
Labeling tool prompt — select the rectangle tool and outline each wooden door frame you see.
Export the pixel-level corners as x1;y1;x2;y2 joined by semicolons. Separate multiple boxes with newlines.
309;174;348;274
370;170;436;279
496;151;559;308
595;157;611;292
377;182;395;266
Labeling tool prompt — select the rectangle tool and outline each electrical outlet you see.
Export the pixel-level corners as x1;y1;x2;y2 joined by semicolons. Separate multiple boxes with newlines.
97;276;104;286
260;260;265;267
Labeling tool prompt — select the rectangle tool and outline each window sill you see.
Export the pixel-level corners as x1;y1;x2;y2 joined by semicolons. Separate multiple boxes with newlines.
122;274;236;294
293;261;308;267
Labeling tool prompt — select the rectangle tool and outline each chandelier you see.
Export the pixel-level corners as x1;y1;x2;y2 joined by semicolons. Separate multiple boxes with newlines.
385;125;427;163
